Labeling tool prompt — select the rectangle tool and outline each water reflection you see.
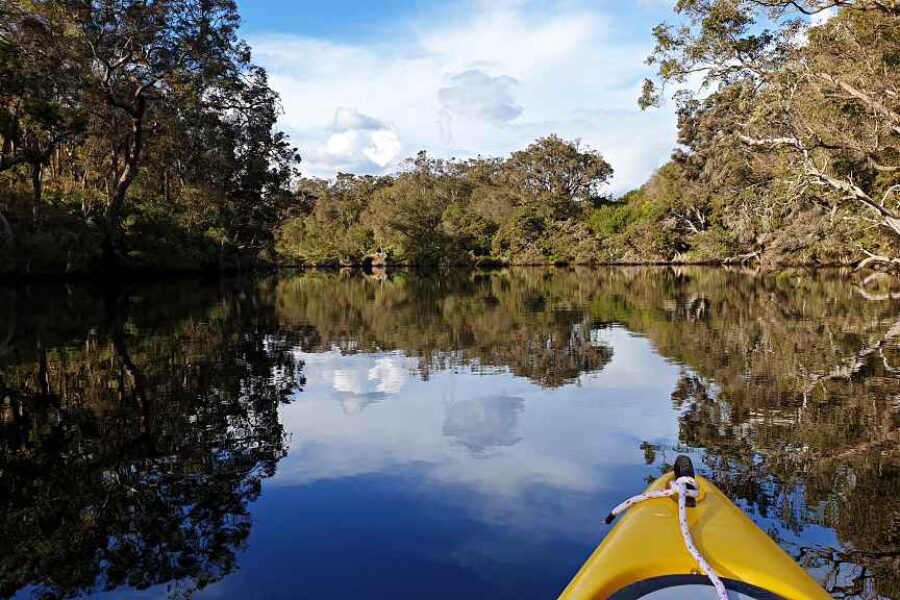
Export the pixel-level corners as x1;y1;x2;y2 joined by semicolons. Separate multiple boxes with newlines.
0;281;302;599
276;271;615;387
444;395;525;454
1;268;899;599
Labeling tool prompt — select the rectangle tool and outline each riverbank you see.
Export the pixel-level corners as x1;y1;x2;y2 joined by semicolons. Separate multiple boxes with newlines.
2;259;868;287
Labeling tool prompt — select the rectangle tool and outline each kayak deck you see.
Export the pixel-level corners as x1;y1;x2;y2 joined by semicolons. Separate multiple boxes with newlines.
559;472;831;600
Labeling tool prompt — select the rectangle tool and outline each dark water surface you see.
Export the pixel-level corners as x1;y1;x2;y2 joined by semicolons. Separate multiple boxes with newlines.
2;268;899;599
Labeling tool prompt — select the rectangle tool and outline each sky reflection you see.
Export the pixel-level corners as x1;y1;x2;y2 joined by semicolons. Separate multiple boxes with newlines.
195;327;682;598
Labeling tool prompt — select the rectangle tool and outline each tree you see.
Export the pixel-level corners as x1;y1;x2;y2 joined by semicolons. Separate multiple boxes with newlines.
502;135;613;219
0;0;299;275
276;174;383;265
642;0;900;266
0;2;86;221
67;0;269;264
366;167;457;265
207;66;300;264
273;139;615;267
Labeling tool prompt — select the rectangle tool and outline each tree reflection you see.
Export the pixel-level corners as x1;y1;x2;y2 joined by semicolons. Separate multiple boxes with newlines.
595;269;900;600
3;268;900;598
275;267;900;597
276;270;614;387
0;281;302;599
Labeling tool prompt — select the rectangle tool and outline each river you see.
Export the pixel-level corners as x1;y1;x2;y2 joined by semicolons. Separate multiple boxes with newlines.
2;268;898;599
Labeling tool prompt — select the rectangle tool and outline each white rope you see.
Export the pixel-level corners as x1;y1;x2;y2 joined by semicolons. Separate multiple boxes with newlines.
604;476;729;600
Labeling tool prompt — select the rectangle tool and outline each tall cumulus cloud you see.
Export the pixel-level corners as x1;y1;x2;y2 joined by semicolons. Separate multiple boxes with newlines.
318;107;402;172
438;69;523;123
250;1;679;190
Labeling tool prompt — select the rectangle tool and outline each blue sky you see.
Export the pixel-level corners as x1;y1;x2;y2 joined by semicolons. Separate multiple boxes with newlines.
237;0;681;193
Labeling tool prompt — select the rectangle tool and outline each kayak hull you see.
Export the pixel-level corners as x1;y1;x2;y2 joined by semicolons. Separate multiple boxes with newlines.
559;473;831;600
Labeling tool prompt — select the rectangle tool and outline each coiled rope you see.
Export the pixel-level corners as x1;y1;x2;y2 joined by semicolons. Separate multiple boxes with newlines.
604;475;729;600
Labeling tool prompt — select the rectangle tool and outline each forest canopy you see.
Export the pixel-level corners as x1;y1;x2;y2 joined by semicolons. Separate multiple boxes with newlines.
0;0;299;274
275;137;614;267
634;0;900;267
1;0;899;274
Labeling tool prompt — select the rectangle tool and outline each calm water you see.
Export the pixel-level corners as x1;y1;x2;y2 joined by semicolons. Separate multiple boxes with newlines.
2;268;899;599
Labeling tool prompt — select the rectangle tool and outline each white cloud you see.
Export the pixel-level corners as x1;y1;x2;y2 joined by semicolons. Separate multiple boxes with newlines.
317;106;403;171
369;356;408;394
363;129;403;167
439;69;522;123
250;2;678;192
332;106;385;131
320;352;415;415
443;395;525;453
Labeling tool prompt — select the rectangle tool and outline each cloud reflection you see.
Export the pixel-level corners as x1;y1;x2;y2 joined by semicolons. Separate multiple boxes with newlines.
277;329;681;510
443;395;525;454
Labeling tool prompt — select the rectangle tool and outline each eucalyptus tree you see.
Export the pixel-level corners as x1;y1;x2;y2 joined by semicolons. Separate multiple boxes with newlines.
0;0;298;274
0;2;86;222
642;0;900;264
56;0;258;263
275;138;613;267
219;66;300;260
502;134;613;219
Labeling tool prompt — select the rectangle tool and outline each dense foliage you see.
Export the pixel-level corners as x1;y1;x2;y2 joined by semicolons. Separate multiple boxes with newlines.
0;0;298;275
277;2;900;269
630;0;900;267
3;0;900;273
275;138;613;267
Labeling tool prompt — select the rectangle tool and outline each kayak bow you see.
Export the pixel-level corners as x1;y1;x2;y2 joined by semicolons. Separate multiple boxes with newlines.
559;456;831;600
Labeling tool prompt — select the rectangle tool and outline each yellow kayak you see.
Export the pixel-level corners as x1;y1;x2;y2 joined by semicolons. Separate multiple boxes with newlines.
559;456;831;600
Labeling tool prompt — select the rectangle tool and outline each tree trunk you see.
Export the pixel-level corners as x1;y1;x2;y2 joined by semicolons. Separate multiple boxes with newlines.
0;137;28;172
0;290;16;352
0;210;12;249
37;339;52;398
31;161;42;224
104;290;150;436
103;100;146;270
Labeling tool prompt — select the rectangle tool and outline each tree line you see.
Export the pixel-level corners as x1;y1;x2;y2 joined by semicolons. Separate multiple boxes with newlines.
276;138;613;267
2;0;899;274
278;0;900;268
